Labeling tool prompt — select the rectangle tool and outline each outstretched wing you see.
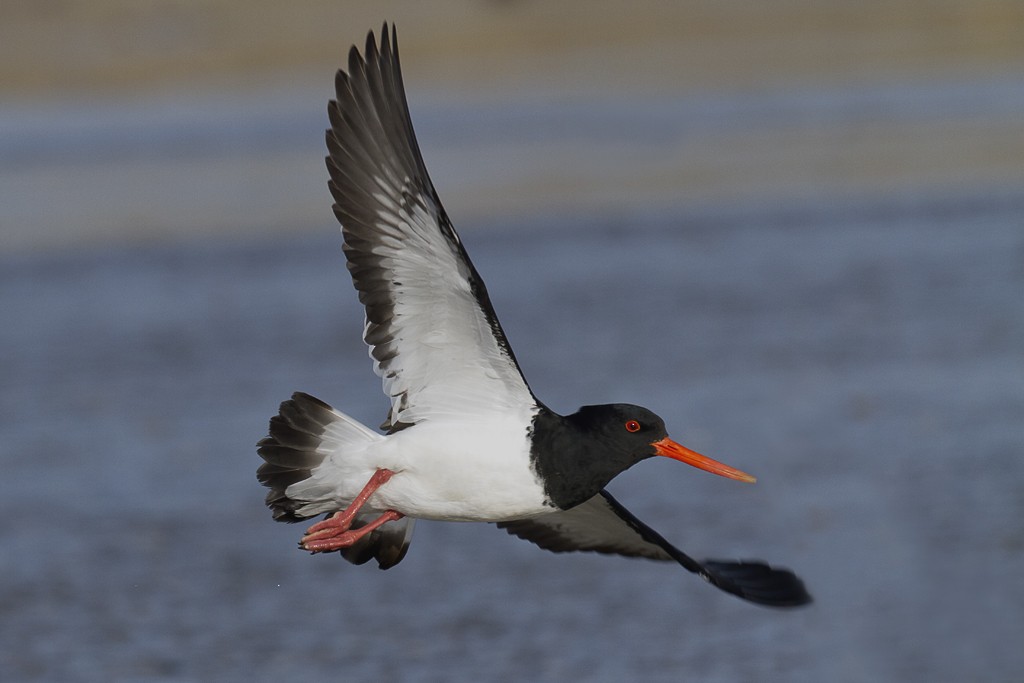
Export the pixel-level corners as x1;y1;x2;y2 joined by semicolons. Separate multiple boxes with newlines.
326;24;534;430
498;491;812;608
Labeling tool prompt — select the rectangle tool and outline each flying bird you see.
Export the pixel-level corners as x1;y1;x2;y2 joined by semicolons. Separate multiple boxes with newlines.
258;24;811;608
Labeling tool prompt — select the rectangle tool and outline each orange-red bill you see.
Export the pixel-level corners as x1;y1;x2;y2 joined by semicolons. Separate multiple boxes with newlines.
651;436;757;483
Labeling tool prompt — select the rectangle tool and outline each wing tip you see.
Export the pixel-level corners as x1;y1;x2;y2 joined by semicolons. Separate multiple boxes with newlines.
701;559;813;608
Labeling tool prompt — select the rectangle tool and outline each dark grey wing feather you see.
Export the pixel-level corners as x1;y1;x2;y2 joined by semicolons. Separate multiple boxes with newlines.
499;491;812;608
499;492;674;560
339;514;416;570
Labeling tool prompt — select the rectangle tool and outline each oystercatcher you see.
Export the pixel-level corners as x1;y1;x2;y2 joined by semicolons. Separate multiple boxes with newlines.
258;24;811;607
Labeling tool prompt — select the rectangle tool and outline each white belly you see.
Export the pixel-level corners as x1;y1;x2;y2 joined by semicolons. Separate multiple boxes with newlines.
323;411;551;522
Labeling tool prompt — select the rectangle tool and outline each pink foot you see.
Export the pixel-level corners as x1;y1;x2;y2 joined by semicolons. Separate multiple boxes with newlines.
302;510;404;552
298;468;401;553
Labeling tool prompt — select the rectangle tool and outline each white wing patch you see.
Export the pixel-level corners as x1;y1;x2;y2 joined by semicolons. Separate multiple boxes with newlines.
328;28;535;430
361;187;532;426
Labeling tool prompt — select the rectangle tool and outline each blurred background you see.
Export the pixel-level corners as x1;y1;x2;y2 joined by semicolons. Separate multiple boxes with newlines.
2;1;1022;681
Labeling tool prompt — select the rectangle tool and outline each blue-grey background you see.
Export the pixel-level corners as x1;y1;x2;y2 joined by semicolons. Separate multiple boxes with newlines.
2;3;1023;681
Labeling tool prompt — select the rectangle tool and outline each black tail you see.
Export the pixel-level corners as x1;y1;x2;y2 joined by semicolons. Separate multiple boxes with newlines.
257;392;340;522
257;392;416;569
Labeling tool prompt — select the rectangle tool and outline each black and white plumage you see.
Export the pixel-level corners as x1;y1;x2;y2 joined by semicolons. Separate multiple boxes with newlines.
257;24;811;607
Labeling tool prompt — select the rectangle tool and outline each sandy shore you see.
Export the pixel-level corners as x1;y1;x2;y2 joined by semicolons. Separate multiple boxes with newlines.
3;1;1024;252
4;0;1024;95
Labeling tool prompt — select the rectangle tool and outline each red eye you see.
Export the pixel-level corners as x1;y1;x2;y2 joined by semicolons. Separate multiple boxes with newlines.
625;420;641;433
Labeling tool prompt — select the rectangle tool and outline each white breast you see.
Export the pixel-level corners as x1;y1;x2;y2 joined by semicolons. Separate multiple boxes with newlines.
356;409;550;522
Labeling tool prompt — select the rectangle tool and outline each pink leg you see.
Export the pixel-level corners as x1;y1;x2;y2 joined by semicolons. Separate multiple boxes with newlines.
299;468;402;553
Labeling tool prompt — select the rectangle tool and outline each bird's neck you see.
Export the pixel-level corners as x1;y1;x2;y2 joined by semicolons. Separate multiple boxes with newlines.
528;407;639;510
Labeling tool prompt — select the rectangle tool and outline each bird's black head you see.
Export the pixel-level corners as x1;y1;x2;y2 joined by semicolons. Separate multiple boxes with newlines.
530;403;756;510
570;403;669;462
